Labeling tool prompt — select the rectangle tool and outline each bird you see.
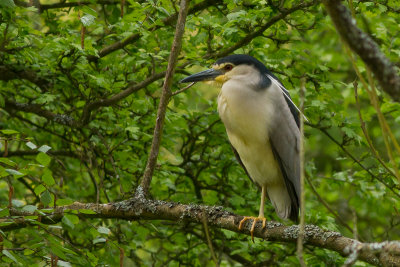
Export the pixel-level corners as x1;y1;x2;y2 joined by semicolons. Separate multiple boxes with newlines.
180;54;301;240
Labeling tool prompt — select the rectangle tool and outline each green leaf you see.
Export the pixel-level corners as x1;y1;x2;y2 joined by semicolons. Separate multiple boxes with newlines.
93;237;106;244
56;199;74;206
81;14;96;26
0;166;8;178
3;0;16;8
125;126;139;133
36;152;51;166
2;250;19;264
34;184;46;196
62;214;79;229
0;129;18;135
22;205;37;213
82;6;97;17
50;244;67;259
0;158;16;167
5;169;24;177
57;260;72;267
78;209;96;214
62;215;75;229
26;141;37;150
97;226;110;235
11;199;24;207
38;145;52;153
42;169;55;186
23;249;35;256
40;190;52;206
0;208;9;217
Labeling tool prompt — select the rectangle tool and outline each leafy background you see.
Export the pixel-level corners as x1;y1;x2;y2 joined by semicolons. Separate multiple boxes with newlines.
1;0;400;265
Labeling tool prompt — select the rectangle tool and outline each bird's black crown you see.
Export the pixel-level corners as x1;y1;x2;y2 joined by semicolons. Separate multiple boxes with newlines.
214;54;272;76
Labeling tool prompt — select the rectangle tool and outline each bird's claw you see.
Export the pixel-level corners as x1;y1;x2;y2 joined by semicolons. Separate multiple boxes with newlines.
238;216;267;242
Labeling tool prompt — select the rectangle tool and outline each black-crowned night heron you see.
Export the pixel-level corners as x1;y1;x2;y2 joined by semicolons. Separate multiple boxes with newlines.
181;54;300;240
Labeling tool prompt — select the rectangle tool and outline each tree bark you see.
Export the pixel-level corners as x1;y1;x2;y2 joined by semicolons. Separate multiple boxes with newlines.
4;198;399;266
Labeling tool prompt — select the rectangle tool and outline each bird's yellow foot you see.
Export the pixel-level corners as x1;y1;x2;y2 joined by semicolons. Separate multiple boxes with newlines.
238;216;266;242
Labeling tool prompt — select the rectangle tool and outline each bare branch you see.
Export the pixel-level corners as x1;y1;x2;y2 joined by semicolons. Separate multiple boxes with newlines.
172;82;195;96
139;0;190;196
323;0;400;102
3;198;399;266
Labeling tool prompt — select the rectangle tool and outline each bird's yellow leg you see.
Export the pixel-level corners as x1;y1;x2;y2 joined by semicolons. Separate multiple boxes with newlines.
238;186;267;242
258;185;267;228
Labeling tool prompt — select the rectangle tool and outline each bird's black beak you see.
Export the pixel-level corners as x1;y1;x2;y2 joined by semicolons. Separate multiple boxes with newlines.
180;68;223;83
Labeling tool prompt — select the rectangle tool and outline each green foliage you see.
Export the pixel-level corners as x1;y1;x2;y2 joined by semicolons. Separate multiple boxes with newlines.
1;0;400;266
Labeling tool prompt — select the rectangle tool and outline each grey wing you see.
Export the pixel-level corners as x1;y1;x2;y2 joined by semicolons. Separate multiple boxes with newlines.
269;83;301;222
266;73;300;127
230;144;258;187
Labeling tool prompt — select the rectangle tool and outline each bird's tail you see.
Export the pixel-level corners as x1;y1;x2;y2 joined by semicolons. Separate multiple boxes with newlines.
267;185;299;222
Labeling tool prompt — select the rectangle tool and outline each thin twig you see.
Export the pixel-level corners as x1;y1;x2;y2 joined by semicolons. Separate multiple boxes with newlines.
172;82;195;96
365;68;400;178
353;81;396;178
202;214;219;266
343;43;400;182
139;0;191;197
308;123;400;198
305;174;356;238
297;77;306;267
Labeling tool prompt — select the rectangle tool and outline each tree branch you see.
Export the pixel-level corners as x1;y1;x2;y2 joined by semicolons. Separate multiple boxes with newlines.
0;65;51;90
207;0;319;59
80;71;166;125
139;0;190;196
6;150;77;158
323;0;400;102
87;0;220;61
40;0;119;11
4;100;80;128
3;197;399;266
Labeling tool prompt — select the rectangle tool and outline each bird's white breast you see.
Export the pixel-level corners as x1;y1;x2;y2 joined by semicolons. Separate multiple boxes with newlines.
217;78;283;187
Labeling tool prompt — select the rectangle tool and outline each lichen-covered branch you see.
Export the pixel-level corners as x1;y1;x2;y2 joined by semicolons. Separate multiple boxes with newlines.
3;197;399;266
323;0;400;102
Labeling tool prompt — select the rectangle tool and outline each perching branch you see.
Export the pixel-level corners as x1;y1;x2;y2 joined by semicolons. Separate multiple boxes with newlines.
323;0;400;102
3;196;399;266
139;0;190;196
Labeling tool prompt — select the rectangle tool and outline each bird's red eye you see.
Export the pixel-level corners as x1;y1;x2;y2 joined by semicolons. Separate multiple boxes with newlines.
224;64;233;71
